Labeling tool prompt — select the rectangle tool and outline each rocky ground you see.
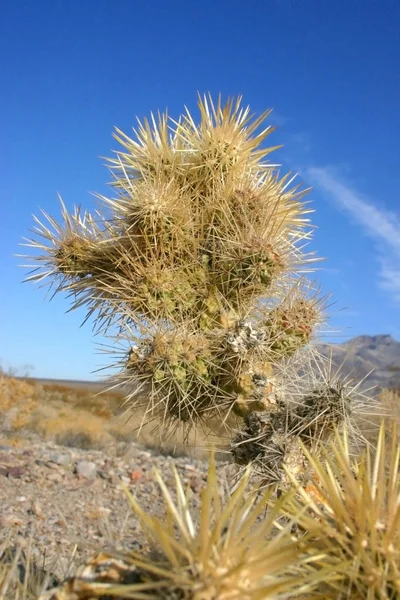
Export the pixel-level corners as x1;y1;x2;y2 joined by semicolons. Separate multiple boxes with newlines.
1;372;394;596
0;373;239;595
0;431;231;588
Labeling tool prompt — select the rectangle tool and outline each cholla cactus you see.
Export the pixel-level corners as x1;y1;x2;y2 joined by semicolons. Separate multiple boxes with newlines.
23;94;373;488
229;351;379;491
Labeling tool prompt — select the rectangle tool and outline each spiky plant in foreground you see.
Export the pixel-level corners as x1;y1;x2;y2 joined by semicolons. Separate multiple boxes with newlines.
38;453;330;600
0;538;59;599
22;94;376;488
279;422;400;599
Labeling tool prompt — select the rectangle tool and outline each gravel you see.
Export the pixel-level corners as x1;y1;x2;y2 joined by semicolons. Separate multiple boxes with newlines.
0;433;232;582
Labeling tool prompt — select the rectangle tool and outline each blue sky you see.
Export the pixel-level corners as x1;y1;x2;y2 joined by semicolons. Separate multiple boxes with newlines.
1;0;399;380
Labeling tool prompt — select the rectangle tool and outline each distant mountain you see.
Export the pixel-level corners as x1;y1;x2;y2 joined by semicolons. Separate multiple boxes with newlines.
318;334;400;391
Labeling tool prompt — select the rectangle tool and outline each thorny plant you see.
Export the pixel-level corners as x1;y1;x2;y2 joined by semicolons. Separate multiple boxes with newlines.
37;452;337;600
21;94;380;490
17;94;392;597
279;421;400;599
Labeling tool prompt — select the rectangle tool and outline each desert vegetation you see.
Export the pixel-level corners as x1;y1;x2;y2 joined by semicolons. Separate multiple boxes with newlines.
2;95;397;598
0;372;226;458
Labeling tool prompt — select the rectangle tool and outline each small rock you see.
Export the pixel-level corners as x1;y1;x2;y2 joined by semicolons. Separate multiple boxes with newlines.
129;470;143;483
123;540;143;552
58;538;71;546
75;460;97;479
54;518;67;528
189;477;203;494
124;446;142;459
86;507;111;520
7;466;26;478
3;515;24;528
30;501;45;520
47;471;63;482
46;461;61;470
183;464;197;472
49;453;71;467
16;496;27;502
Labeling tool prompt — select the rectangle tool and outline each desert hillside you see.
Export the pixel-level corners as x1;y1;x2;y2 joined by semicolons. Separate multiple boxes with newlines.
318;334;400;390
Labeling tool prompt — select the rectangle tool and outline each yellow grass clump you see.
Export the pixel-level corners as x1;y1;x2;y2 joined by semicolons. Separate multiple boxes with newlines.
37;453;333;600
280;421;400;599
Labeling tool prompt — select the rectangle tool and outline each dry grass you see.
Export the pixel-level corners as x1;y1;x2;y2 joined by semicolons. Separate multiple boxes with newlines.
2;373;398;460
360;387;400;453
2;371;398;460
0;374;228;459
380;387;400;423
281;421;400;599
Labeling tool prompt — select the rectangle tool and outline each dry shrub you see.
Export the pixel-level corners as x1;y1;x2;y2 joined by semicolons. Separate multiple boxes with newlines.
380;387;400;424
0;373;229;456
0;374;121;450
0;374;36;411
30;411;113;449
360;388;400;451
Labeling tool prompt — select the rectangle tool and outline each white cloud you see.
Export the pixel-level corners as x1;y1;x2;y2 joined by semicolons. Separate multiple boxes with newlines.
379;260;400;302
306;167;400;302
